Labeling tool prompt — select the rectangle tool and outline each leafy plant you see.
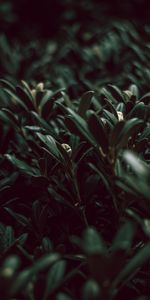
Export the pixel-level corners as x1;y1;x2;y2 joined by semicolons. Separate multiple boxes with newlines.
0;2;150;299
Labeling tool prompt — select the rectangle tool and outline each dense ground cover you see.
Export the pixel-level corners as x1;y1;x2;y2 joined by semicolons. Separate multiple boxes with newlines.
0;1;150;299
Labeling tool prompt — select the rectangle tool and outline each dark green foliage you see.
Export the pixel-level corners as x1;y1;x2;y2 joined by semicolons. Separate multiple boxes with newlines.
0;77;149;299
0;1;150;299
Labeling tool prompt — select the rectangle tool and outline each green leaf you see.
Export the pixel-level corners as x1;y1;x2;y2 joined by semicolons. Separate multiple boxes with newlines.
27;137;44;157
65;116;84;137
5;154;40;176
107;85;124;103
0;110;18;129
78;91;94;118
127;102;147;119
10;254;60;295
59;104;95;146
42;237;53;253
0;78;16;92
24;125;42;132
4;207;30;227
112;243;150;288
116;118;144;148
139;92;150;105
88;111;108;153
32;254;60;273
143;219;150;238
129;84;139;100
140;124;150;139
36;133;62;163
102;109;118;126
92;96;102;111
83;227;106;255
0;172;18;190
21;80;35;102
16;233;28;245
101;87;117;104
123;150;149;177
4;226;14;248
122;175;150;199
116;102;125;113
16;85;35;111
10;268;32;296
111;222;135;252
2;87;29;112
61;91;74;109
31;111;56;137
82;279;101;300
40;90;55;119
56;293;72;300
2;255;20;272
103;97;119;119
115;178;139;197
43;260;66;299
109;121;125;147
2;108;20;128
56;142;72;164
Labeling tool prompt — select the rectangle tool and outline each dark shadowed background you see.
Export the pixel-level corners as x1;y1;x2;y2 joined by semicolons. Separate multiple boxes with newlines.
1;0;150;39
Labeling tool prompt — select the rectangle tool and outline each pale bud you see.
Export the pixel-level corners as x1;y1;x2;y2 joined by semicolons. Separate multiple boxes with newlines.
123;90;133;99
21;80;30;90
61;143;72;157
31;89;37;98
117;111;124;121
1;267;14;278
36;82;44;91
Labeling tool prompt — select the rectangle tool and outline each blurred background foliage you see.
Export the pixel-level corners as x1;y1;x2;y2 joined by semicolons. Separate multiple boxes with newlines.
0;0;150;91
0;0;150;38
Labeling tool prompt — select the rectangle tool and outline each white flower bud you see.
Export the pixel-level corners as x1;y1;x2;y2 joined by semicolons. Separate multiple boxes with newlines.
61;143;72;157
117;111;124;121
21;80;30;90
123;90;133;99
31;89;37;98
36;82;44;91
1;267;14;278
